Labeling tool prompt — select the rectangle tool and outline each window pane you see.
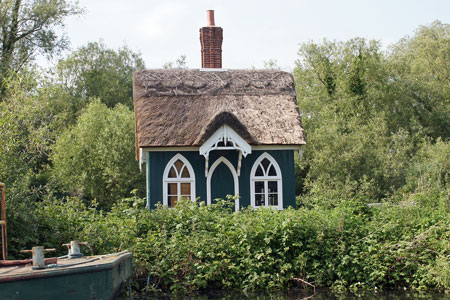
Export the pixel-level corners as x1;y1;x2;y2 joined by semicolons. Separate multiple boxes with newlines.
268;193;278;206
174;159;184;174
268;181;278;193
169;196;178;207
168;183;177;195
181;166;190;178
255;194;265;206
255;165;264;176
168;166;177;178
181;183;190;195
255;181;265;193
181;195;191;200
261;158;270;171
268;165;277;176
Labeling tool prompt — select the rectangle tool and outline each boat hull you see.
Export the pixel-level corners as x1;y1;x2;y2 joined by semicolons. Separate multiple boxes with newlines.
0;252;132;300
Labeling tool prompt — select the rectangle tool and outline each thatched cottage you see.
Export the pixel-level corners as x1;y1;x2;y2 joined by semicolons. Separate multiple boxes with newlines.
133;11;305;210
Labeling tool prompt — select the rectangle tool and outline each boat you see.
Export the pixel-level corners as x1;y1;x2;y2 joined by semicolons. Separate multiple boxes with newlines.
0;250;132;300
0;183;133;300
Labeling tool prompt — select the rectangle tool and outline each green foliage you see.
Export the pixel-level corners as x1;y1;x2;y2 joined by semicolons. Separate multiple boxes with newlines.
294;22;450;204
0;0;83;96
13;197;447;294
163;54;187;69
0;17;449;297
388;21;450;140
399;139;450;206
295;38;408;202
0;71;76;202
263;59;281;70
50;100;144;208
56;41;145;109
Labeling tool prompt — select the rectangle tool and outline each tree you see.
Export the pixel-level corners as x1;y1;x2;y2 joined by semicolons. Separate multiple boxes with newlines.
56;41;145;109
0;70;75;201
50;100;145;208
294;22;450;206
163;54;187;69
263;59;281;70
0;0;83;97
403;138;450;195
294;38;416;204
388;21;450;140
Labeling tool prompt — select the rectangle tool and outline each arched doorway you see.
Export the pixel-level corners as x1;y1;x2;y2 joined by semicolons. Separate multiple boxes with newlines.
206;156;239;210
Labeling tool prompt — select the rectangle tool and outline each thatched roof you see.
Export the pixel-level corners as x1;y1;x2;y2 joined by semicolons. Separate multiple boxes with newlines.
133;69;305;153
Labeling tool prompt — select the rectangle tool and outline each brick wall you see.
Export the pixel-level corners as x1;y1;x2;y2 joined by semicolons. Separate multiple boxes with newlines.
200;26;223;68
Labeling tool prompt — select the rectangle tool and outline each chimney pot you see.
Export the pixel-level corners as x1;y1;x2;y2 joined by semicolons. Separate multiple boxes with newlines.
206;10;215;26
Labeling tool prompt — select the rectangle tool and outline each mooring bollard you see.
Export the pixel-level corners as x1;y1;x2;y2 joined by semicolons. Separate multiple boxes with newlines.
62;240;89;258
21;246;56;269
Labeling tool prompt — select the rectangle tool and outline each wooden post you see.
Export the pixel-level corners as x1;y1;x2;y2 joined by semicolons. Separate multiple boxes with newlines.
0;182;6;260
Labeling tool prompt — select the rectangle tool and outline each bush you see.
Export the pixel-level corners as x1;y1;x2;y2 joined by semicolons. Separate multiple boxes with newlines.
50;100;145;208
12;196;444;294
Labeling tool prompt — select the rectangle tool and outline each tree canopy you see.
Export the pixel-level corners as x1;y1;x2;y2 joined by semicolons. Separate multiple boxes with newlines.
294;22;450;206
50;100;145;208
0;0;83;97
56;41;145;109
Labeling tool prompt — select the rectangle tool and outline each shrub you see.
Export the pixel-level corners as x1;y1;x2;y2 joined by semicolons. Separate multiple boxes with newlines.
29;196;448;294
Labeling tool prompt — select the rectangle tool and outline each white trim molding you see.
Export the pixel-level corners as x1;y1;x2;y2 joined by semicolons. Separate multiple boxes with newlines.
250;152;283;210
200;125;251;176
162;154;196;207
142;145;300;152
251;145;302;151
142;146;199;152
206;156;239;211
139;148;145;171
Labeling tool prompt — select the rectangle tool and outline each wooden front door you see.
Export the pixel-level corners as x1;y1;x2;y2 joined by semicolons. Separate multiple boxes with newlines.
207;156;239;210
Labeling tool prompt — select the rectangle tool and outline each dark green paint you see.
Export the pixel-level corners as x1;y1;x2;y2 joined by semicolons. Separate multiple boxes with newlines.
211;161;235;203
146;151;150;208
0;254;132;300
238;150;296;209
147;151;207;209
146;150;296;209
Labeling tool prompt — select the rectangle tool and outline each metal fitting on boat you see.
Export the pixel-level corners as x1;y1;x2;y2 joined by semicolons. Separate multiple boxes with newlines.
62;240;88;258
20;246;55;269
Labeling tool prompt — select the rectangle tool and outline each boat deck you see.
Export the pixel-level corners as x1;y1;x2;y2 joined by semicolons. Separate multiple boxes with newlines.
0;251;131;283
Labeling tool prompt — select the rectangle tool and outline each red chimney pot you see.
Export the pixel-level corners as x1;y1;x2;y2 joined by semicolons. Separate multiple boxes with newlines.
206;10;215;26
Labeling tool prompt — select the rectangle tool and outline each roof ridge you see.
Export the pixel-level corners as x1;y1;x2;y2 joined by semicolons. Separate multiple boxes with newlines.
133;69;296;97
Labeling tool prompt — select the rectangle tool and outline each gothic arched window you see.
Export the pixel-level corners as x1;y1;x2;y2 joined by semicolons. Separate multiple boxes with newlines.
162;154;196;207
250;153;282;209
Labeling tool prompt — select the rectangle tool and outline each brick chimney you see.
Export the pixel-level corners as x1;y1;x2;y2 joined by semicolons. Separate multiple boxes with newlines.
200;10;223;68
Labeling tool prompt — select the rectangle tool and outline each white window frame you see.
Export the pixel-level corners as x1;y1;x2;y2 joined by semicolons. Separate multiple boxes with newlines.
250;152;283;210
162;154;196;207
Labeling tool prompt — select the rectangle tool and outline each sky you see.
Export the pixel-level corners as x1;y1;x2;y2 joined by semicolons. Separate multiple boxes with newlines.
62;0;450;71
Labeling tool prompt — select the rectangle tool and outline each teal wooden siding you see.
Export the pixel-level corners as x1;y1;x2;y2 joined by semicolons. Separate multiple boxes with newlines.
147;151;206;209
146;150;296;209
146;152;150;208
238;150;296;209
211;161;235;203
